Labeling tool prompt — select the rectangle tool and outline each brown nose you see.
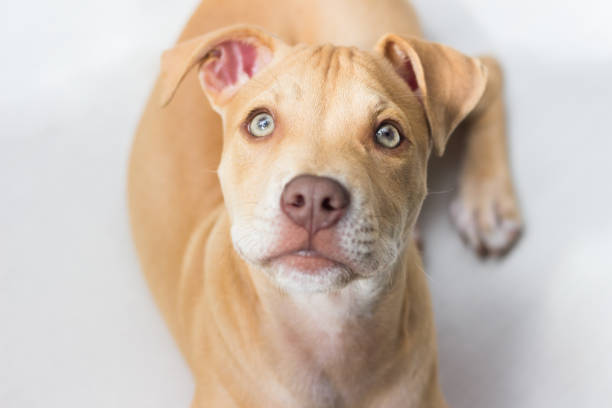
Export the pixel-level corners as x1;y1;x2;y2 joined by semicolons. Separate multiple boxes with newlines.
281;175;350;234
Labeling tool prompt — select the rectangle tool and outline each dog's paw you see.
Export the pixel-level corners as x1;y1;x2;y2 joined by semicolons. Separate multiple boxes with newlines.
450;179;523;257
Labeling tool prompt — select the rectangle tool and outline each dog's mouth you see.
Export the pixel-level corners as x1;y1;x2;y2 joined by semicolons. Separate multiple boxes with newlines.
265;249;348;274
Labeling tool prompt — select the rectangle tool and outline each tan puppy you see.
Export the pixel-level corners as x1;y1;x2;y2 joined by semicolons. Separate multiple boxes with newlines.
128;0;522;406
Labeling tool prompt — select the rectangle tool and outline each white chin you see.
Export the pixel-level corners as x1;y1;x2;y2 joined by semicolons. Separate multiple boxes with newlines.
267;263;353;293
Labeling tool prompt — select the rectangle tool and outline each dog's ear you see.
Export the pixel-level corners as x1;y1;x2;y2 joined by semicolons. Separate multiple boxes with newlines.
159;25;287;109
374;34;488;156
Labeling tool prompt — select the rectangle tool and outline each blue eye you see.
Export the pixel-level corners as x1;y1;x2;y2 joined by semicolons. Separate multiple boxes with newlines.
375;123;402;148
249;113;275;137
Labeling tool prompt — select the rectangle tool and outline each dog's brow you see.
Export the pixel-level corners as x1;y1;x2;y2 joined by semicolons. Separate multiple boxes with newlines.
373;99;389;115
370;96;403;119
367;96;415;140
264;77;302;104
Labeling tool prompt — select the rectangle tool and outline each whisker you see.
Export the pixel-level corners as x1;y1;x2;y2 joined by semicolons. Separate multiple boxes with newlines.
427;188;454;196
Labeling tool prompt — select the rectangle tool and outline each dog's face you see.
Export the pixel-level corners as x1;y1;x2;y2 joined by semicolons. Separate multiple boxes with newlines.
218;45;430;292
161;26;487;293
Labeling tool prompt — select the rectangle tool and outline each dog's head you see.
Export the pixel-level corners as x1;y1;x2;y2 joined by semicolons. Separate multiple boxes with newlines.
161;25;487;292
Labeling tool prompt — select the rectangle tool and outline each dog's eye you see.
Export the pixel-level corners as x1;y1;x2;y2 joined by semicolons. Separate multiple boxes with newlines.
248;112;275;138
375;123;402;148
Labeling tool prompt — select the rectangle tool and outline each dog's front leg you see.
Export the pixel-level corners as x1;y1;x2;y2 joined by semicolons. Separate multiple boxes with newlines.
450;57;523;256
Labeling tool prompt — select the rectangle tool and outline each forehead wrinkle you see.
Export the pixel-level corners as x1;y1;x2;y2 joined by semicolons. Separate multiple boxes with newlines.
302;45;361;87
279;45;369;96
326;47;357;89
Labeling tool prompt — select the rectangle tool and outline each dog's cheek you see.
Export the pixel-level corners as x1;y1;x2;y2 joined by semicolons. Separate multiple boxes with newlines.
225;160;289;262
217;155;238;220
372;160;426;251
218;139;261;218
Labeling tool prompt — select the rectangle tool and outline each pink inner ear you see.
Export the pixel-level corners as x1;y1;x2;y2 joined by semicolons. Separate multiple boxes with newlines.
403;59;419;93
201;40;261;93
388;43;421;96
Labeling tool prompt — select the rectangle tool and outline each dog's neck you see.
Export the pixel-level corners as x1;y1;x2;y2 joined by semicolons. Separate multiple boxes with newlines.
244;243;431;406
252;259;409;358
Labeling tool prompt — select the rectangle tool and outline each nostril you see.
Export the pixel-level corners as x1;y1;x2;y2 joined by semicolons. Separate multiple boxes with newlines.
321;197;334;211
291;194;305;208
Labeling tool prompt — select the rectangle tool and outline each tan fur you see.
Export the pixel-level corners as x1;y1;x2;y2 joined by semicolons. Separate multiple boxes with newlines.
128;0;522;406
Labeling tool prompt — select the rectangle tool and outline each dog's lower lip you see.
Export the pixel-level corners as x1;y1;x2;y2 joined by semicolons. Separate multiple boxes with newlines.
267;249;329;261
268;250;340;274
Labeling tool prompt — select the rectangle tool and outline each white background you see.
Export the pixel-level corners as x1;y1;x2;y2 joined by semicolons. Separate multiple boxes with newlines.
1;0;611;407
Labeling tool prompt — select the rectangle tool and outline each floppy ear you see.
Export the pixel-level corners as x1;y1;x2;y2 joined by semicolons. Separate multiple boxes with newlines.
159;25;287;110
374;34;488;156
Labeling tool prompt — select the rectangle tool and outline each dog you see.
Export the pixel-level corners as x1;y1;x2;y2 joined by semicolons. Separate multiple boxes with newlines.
128;0;522;406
